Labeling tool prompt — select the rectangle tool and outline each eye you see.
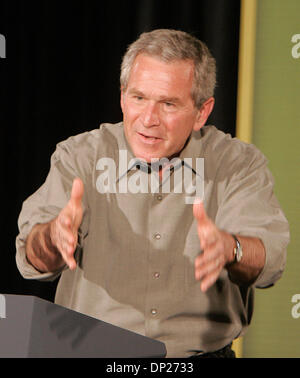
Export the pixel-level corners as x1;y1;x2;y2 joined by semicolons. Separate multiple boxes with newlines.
130;95;145;105
164;101;176;109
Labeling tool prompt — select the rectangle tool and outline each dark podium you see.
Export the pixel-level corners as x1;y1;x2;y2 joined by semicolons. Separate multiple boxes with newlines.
0;294;166;358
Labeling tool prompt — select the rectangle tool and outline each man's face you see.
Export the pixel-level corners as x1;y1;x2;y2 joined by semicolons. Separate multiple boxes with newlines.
121;54;213;162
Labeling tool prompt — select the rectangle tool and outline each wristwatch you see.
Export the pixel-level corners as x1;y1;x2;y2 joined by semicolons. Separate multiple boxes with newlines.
232;234;243;263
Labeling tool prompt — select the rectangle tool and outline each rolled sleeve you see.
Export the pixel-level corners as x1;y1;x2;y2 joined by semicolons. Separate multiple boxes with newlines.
215;145;290;288
16;137;90;281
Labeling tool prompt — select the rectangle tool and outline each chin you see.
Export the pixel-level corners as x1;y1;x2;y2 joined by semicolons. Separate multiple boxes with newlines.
135;152;160;163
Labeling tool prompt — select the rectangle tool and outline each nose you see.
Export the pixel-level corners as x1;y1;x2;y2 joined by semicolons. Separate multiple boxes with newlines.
141;102;160;127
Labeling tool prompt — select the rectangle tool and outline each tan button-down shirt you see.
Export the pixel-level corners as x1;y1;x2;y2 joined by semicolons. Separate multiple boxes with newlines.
16;122;290;357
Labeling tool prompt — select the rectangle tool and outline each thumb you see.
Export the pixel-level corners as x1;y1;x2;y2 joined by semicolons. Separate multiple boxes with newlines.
69;177;84;208
193;200;209;224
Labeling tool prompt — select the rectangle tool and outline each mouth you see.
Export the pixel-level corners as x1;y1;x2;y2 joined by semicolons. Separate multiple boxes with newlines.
137;132;163;144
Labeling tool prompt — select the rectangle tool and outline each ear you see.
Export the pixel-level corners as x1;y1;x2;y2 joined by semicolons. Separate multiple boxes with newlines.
193;97;215;131
120;86;125;113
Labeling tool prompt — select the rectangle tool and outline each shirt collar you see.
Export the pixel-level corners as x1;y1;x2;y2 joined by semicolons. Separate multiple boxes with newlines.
116;123;205;183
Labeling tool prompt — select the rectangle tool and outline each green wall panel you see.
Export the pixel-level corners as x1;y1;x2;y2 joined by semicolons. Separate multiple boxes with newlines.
243;0;300;357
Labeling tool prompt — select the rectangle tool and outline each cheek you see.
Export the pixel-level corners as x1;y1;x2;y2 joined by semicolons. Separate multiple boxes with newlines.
165;115;193;141
123;104;140;125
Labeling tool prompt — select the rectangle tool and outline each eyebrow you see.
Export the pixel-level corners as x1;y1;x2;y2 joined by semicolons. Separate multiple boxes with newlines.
127;88;183;105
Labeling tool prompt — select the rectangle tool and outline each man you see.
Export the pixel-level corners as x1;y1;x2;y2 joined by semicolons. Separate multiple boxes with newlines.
16;29;289;358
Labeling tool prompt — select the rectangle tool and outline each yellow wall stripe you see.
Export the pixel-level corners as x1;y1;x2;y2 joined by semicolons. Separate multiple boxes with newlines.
232;0;257;358
236;0;257;143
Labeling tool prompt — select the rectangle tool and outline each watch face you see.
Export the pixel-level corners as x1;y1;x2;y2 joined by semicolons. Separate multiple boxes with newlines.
236;246;243;262
232;235;242;263
236;250;242;262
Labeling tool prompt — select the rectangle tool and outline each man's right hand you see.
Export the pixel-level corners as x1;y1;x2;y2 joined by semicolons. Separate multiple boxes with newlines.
49;178;84;270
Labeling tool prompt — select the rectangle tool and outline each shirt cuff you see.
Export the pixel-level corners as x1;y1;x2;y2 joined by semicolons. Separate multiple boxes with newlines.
15;237;63;282
252;235;287;288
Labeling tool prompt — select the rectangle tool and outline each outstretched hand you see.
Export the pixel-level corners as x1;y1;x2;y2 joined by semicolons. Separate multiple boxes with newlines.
193;200;233;292
50;178;84;270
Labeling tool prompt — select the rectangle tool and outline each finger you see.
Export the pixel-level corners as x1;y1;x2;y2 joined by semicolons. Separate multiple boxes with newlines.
59;229;76;251
193;200;209;225
200;267;222;292
54;219;78;270
197;222;218;251
70;178;84;208
195;254;222;281
193;202;218;250
195;256;223;292
55;230;72;255
64;252;77;271
195;245;219;269
198;228;218;251
55;213;77;253
57;237;77;270
58;212;73;230
61;251;77;271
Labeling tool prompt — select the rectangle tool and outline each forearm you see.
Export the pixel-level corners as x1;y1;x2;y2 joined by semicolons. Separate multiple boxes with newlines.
225;233;266;285
25;222;65;273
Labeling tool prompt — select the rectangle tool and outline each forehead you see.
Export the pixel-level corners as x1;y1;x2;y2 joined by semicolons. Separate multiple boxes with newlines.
127;54;195;95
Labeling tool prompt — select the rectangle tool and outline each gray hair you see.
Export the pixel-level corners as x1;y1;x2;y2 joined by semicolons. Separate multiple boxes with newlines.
120;29;216;109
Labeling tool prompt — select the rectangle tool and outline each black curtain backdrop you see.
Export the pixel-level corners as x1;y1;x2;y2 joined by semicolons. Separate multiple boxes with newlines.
0;0;240;302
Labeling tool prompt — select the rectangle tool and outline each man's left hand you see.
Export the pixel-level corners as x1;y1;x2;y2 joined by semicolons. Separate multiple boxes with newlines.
193;201;234;292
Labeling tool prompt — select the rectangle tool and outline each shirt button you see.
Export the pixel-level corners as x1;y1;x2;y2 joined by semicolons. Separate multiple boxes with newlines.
151;309;157;315
154;233;161;240
156;194;163;201
154;272;160;279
